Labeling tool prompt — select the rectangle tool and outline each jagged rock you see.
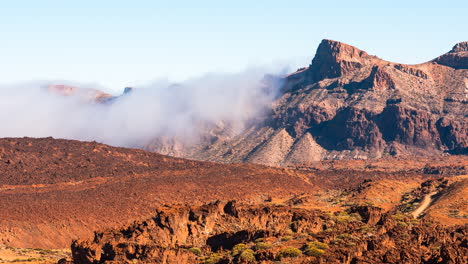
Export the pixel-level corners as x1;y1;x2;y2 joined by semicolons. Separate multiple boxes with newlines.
146;39;468;166
69;201;467;264
307;39;377;82
436;117;468;154
433;41;468;69
349;205;383;225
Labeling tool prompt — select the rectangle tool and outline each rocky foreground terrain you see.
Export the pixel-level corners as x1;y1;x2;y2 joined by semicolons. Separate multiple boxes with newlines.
0;138;466;264
148;40;468;165
0;137;314;249
70;200;466;264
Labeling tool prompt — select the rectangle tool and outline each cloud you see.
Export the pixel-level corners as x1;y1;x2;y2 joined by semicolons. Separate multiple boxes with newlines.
0;67;286;148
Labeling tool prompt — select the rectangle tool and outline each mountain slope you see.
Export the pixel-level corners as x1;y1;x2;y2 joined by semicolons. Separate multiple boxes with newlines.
0;137;316;248
148;40;468;166
0;137;466;253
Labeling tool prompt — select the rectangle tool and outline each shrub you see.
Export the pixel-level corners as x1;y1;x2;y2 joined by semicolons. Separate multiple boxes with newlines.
337;233;352;240
280;235;293;241
188;247;202;256
331;238;343;245
232;243;248;256
277;247;302;259
307;241;329;250
345;242;356;247
359;225;375;233
397;221;408;228
201;253;223;264
335;215;351;223
349;212;362;221
254;242;272;250
304;247;324;257
304;241;328;257
238;249;256;262
392;213;407;222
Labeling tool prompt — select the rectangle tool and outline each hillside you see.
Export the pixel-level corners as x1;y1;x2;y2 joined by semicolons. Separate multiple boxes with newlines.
148;40;468;166
0;137;466;252
0;137;316;249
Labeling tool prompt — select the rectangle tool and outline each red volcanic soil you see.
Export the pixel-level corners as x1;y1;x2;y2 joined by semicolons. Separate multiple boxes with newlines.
0;137;316;248
0;137;466;249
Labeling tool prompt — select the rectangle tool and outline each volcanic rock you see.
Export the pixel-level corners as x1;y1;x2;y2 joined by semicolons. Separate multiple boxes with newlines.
147;39;468;166
70;201;467;264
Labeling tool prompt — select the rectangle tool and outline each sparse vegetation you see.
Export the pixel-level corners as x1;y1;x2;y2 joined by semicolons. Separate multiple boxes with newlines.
200;253;223;264
304;247;325;257
232;243;248;256
397;221;408;227
307;241;329;250
254;242;272;250
238;249;256;262
188;247;202;256
277;247;302;259
359;225;375;233
304;241;328;257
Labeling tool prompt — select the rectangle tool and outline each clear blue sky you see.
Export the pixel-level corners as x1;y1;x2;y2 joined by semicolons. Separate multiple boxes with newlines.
0;0;466;91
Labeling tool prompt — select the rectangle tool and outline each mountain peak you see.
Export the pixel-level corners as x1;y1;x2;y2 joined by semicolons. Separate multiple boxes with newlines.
433;41;468;69
316;39;368;59
450;41;468;52
308;39;373;81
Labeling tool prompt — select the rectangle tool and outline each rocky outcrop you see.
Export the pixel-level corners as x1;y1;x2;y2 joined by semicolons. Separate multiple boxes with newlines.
434;41;468;69
146;40;467;165
436;117;468;154
69;201;467;264
307;39;377;82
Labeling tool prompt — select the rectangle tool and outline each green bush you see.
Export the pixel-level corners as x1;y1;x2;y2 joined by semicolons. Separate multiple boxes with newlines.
238;249;256;262
277;247;302;259
188;247;202;256
307;241;329;250
254;242;272;250
200;253;223;264
232;243;248;256
304;247;324;257
392;213;407;222
337;233;352;240
397;221;408;228
304;241;328;257
359;225;375;233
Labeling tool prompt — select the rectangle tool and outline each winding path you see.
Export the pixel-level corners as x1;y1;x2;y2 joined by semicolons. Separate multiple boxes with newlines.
411;191;438;218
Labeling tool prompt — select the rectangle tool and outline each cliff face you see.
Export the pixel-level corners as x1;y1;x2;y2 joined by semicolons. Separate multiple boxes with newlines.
434;41;468;69
148;40;468;165
70;201;467;264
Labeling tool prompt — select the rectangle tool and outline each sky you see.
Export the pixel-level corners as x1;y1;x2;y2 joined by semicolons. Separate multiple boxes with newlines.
0;0;466;93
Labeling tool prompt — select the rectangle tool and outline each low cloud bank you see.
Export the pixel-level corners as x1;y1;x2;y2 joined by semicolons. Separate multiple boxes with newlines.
0;68;286;148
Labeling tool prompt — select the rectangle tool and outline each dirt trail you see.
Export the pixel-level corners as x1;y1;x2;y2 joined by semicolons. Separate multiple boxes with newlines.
412;191;438;218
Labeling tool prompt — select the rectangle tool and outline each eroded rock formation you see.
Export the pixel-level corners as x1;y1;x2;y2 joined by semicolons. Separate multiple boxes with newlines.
70;201;467;264
147;40;468;166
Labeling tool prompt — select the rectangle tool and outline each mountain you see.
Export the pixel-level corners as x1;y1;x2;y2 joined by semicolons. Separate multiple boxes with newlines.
47;84;114;102
148;40;468;166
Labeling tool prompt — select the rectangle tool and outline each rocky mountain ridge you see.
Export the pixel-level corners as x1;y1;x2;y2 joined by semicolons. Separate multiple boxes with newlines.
147;39;468;165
